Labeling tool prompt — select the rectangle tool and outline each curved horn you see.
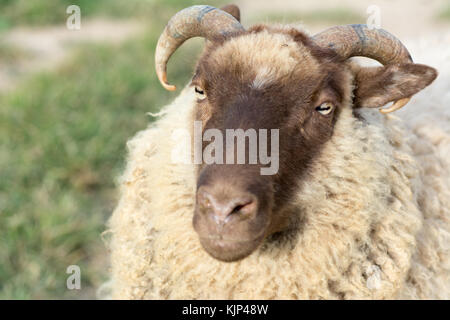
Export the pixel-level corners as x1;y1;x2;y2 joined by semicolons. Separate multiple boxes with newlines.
313;24;413;113
155;5;244;91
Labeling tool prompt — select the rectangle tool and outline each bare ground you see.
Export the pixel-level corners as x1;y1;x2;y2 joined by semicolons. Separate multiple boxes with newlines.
0;19;142;91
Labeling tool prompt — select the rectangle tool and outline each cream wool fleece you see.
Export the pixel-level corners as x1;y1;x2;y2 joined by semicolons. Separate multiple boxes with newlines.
104;33;449;300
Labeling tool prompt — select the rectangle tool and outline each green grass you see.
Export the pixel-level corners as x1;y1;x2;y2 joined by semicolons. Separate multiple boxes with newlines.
0;0;223;299
257;8;365;25
0;0;215;30
0;0;142;28
437;3;450;20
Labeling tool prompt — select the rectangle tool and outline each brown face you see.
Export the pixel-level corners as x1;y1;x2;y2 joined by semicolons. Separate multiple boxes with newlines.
192;27;347;261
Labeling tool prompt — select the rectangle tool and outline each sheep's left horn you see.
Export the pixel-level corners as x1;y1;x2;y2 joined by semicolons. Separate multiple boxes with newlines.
155;5;244;91
313;24;412;113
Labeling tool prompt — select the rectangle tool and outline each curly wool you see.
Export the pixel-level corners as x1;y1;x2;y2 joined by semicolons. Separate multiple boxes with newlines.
104;34;449;300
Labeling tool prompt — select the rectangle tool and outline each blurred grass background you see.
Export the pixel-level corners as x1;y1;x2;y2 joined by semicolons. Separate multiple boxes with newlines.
438;2;450;20
0;0;222;299
0;0;194;30
254;8;365;25
1;0;449;300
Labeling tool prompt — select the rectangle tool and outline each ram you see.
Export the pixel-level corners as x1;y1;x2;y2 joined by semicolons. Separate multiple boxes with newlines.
105;5;449;299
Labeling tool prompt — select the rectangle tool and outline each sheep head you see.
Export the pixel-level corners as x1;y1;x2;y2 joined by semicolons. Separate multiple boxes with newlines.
155;5;438;262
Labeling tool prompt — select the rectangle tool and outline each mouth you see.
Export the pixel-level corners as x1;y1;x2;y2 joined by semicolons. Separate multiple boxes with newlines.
199;232;266;262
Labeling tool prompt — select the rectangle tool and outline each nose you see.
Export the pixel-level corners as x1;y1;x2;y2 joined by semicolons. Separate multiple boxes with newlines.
197;186;258;226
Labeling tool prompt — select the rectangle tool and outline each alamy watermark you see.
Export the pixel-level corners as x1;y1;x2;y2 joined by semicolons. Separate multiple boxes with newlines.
66;265;81;290
171;121;279;175
366;5;381;29
366;265;382;290
66;5;81;30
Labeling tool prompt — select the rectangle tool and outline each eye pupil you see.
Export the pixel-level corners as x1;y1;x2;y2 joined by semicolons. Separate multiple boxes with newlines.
195;87;204;95
316;102;334;115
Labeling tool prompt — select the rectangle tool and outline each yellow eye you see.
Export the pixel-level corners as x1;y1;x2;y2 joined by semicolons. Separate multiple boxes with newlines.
194;86;206;100
315;102;334;115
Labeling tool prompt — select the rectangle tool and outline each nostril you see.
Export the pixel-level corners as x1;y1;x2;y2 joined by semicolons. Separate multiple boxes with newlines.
229;200;256;219
196;187;258;225
231;203;246;215
220;198;257;225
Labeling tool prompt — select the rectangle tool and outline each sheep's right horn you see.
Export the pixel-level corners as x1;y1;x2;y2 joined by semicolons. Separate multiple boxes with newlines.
155;5;244;91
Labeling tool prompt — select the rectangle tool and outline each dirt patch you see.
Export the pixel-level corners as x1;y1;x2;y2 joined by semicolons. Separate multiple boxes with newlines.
0;19;142;91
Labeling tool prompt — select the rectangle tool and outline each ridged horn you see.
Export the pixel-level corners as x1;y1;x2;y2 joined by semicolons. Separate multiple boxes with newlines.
155;5;244;91
313;24;413;113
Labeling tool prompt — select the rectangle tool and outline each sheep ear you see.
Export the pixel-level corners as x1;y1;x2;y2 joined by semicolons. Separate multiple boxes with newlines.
352;63;437;109
220;4;241;22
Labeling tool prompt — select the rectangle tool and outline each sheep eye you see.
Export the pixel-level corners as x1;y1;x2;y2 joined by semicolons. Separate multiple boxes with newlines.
315;102;334;115
194;86;206;100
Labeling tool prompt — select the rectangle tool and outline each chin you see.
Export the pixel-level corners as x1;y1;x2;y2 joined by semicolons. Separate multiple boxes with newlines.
199;234;265;262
